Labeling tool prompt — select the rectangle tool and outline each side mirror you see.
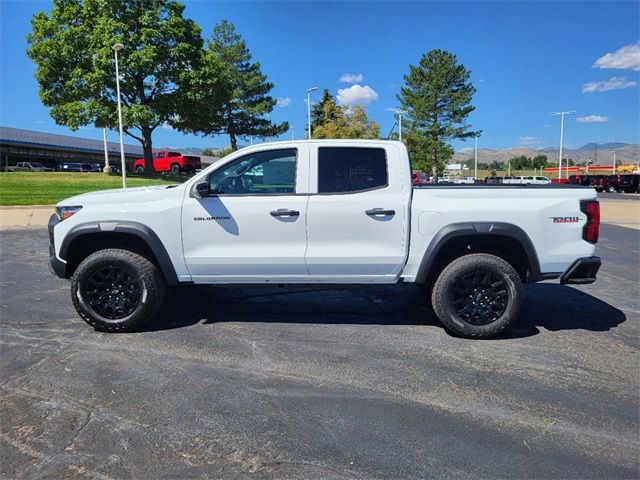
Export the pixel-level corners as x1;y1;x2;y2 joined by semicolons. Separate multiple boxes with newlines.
192;181;210;198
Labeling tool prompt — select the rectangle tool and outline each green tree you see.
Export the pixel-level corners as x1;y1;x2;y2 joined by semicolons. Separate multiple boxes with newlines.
510;155;532;170
312;104;379;140
27;0;203;172
398;49;479;179
532;155;548;169
181;20;287;151
311;89;342;131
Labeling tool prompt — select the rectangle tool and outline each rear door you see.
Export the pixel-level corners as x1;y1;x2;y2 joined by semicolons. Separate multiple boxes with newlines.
305;145;409;282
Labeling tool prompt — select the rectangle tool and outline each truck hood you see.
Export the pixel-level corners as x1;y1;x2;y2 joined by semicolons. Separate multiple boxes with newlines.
57;184;184;207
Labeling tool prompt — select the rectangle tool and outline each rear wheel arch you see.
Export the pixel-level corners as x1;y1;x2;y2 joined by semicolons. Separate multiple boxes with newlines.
60;222;179;285
415;222;541;286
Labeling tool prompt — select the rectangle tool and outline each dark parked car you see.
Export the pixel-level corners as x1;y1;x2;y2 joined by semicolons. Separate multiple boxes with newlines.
611;174;640;193
57;162;93;172
569;175;590;186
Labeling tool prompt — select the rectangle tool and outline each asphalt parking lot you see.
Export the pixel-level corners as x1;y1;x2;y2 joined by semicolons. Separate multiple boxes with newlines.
1;224;638;479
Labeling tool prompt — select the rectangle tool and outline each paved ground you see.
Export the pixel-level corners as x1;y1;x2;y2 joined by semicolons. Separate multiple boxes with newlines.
1;224;638;479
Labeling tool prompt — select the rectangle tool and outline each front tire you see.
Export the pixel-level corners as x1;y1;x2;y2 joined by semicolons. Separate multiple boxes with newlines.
135;166;145;173
71;249;165;332
431;253;523;339
170;163;181;174
606;185;616;193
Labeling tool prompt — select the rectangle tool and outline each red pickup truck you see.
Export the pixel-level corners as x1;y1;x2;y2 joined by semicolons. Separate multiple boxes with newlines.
133;151;201;174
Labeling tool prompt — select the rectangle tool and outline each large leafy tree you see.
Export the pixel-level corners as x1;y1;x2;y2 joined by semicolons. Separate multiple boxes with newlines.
180;20;287;151
27;0;204;172
398;49;479;178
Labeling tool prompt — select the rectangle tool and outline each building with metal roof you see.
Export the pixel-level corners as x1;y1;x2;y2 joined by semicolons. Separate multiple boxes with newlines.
0;126;143;170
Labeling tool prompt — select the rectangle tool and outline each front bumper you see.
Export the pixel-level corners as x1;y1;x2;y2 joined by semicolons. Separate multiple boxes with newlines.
560;256;601;285
48;213;67;278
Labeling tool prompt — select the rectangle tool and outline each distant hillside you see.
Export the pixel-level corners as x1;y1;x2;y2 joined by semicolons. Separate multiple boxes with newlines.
452;143;639;165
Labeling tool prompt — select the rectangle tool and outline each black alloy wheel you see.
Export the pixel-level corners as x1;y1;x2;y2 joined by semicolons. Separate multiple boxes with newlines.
80;265;142;320
451;271;508;325
71;249;165;332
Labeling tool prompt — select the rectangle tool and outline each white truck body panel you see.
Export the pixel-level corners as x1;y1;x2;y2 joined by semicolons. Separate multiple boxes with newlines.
52;140;597;286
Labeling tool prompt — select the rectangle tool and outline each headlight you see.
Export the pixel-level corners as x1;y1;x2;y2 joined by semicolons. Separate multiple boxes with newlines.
56;206;83;221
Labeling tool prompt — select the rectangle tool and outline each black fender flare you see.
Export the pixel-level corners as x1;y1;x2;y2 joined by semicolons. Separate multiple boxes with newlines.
59;221;179;285
415;222;542;284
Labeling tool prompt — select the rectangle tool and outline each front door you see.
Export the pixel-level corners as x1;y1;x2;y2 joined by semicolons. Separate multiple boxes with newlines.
181;147;309;283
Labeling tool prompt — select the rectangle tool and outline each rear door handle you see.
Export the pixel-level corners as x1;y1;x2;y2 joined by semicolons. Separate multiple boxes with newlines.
270;209;300;217
366;209;395;216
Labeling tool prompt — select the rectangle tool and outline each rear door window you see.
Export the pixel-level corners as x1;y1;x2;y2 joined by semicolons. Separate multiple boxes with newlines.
318;147;387;193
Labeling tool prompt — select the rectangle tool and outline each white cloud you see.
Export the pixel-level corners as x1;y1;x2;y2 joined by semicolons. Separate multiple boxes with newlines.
582;76;637;93
593;43;640;71
336;84;379;107
161;122;173;129
276;97;291;107
339;73;364;83
519;136;543;146
576;115;610;123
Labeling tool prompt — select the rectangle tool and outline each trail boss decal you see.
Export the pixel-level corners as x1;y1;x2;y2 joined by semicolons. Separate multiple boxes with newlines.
550;216;581;223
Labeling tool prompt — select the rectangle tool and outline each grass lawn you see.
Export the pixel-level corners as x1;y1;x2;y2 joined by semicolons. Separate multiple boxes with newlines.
0;172;190;206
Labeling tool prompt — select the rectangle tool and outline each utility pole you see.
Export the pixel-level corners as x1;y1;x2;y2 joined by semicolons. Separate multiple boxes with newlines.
613;152;616;174
113;43;127;188
392;109;408;142
102;128;111;173
306;86;318;139
474;134;479;180
551;111;575;180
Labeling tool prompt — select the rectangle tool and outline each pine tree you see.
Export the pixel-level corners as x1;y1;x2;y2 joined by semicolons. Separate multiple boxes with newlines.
398;49;479;178
208;20;287;150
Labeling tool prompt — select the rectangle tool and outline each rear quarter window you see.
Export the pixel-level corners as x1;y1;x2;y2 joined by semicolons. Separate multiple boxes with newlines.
318;147;387;194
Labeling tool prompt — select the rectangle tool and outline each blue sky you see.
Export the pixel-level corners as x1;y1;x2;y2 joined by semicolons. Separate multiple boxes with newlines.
1;0;639;152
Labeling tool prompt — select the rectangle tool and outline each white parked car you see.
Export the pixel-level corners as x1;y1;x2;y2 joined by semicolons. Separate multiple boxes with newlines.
49;140;600;338
455;176;476;184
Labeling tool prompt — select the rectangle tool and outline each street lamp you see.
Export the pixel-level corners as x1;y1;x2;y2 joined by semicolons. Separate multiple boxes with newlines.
306;86;317;140
392;109;408;142
551;111;575;180
113;42;127;188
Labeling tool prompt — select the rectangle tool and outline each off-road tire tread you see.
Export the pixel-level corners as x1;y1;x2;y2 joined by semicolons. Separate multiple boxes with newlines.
71;249;165;332
431;253;523;339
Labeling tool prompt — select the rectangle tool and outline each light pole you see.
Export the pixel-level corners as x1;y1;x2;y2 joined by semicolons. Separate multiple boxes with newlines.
392;109;408;142
613;152;616;174
474;134;480;180
102;128;111;173
113;43;127;188
306;86;317;139
291;126;294;141
551;111;575;180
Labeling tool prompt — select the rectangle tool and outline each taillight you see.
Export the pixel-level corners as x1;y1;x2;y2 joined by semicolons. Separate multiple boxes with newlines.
580;200;600;243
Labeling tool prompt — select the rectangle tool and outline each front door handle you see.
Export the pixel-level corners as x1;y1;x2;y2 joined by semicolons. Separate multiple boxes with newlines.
366;209;395;217
270;209;300;217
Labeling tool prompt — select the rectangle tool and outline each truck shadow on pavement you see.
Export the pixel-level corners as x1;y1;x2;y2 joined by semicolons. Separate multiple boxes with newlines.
146;283;626;339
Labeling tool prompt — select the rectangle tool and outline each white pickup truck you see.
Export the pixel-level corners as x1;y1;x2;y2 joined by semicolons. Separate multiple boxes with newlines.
49;140;601;338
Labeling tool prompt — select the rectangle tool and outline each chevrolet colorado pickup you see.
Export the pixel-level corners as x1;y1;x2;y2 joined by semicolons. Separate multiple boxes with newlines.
49;140;601;338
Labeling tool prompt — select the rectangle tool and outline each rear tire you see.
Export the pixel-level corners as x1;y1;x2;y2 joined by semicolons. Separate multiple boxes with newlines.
71;249;165;332
606;185;616;193
431;253;523;339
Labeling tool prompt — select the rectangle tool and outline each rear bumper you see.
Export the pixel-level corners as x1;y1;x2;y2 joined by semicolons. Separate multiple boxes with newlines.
560;256;601;285
48;214;67;278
